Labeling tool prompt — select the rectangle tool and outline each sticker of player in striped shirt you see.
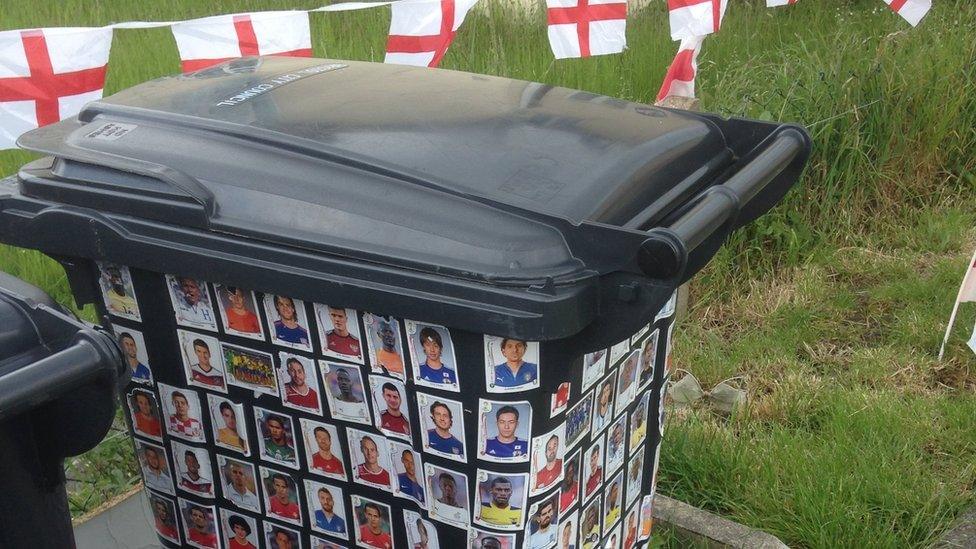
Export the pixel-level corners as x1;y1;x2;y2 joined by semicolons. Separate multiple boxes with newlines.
178;331;227;393
404;510;439;549
97;262;141;321
158;383;206;443
473;470;528;531
389;441;426;508
425;464;470;528
406;320;459;392
171;440;214;498
484;335;540;394
305;479;349;540
299;418;347;482
260;466;303;526
477;399;531;463
277;352;322;414
417;393;466;462
369;376;412;441
347;427;393;492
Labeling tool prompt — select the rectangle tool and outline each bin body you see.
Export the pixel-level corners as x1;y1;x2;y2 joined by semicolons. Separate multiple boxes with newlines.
0;56;809;549
96;263;674;549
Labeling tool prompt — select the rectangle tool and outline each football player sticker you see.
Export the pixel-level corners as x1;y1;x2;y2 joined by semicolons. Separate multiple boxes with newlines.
314;303;365;365
363;312;406;379
478;399;531;463
321;362;371;425
264;294;313;352
178;499;219;549
474;469;528;530
484;335;541;393
529;424;566;497
220;508;259;549
299;418;347;482
417;393;466;462
260;466;303;526
351;495;394;549
179;330;227;393
116;327;152;384
405;510;439;549
305;479;349;539
390;440;426;507
159;383;206;443
165;274;217;332
406;320;460;391
425;464;470;528
97;262;141;321
469;530;516;548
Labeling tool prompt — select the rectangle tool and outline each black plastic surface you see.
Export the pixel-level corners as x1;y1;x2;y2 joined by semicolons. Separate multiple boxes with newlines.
2;57;811;348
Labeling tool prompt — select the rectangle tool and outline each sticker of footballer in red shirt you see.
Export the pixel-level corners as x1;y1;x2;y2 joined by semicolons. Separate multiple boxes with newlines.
550;381;571;418
352;496;394;549
347;428;393;492
264;522;302;549
221;508;259;549
159;383;206;443
559;449;582;514
214;284;265;341
529;424;566;497
582;436;605;502
299;418;347;482
260;467;303;526
314;303;365;365
179;499;219;549
128;388;163;441
369;376;412;441
277;353;322;414
178;330;227;393
149;493;181;545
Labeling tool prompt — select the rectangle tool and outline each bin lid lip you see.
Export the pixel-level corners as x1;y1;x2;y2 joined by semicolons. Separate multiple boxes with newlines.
17;56;734;286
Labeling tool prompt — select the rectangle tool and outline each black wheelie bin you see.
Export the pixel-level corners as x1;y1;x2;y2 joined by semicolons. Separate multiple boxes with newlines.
0;56;809;549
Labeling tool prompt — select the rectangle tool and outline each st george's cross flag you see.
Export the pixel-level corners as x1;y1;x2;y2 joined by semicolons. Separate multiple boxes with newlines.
656;35;704;102
882;0;931;27
766;0;798;7
385;0;479;67
171;12;312;73
667;0;727;40
0;27;112;150
546;0;628;59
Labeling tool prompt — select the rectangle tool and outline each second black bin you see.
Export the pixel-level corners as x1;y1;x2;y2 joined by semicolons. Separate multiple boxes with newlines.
0;56;809;549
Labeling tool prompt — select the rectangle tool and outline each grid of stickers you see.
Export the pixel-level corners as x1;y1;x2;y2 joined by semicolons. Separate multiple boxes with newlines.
98;261;677;549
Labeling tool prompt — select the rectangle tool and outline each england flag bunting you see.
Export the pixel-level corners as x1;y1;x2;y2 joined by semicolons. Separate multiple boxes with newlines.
546;0;627;59
171;11;312;73
667;0;727;40
385;0;479;67
766;0;798;6
882;0;931;27
656;35;704;102
0;27;112;150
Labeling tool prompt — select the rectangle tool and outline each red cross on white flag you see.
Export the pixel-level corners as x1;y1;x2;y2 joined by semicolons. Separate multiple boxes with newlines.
667;0;727;40
883;0;931;26
656;35;705;102
385;0;479;67
766;0;798;6
546;0;627;59
171;12;312;73
0;27;112;150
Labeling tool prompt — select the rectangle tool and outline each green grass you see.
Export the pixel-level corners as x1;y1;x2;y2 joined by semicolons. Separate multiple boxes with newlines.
2;0;975;545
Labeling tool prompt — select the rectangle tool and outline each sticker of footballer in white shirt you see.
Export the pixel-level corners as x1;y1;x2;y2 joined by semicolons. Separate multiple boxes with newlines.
178;330;227;393
165;274;218;332
478;399;531;463
406;320;460;392
171;440;215;498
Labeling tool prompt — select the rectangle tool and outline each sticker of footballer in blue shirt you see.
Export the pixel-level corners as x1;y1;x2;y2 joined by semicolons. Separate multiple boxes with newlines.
304;479;349;541
417;393;466;463
477;399;531;464
405;321;459;392
389;440;426;508
484;336;541;394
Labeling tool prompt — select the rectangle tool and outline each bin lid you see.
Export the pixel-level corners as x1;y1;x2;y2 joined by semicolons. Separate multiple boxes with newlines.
5;56;809;346
16;57;732;286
